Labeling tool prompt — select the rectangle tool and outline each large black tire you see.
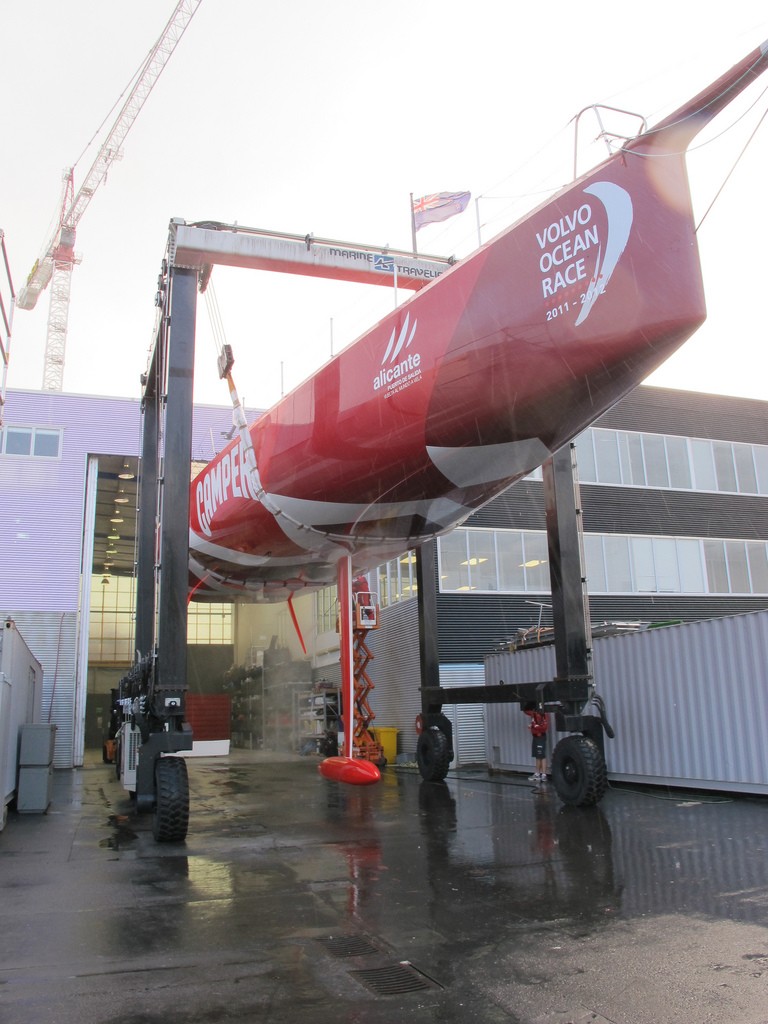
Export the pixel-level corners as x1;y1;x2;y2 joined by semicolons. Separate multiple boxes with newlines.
152;756;190;842
551;734;607;807
416;727;451;782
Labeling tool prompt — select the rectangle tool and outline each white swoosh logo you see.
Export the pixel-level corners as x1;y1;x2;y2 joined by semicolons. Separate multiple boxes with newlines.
427;438;551;487
381;312;418;364
575;181;633;327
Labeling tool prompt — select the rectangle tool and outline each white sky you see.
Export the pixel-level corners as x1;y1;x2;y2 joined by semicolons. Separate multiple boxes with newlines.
2;1;767;414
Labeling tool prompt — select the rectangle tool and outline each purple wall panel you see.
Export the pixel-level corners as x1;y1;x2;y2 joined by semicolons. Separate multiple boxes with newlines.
0;388;258;612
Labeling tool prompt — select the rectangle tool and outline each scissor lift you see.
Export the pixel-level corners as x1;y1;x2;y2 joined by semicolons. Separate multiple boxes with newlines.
350;590;386;765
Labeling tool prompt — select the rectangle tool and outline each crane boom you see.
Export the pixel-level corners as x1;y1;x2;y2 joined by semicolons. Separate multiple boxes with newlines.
17;0;203;390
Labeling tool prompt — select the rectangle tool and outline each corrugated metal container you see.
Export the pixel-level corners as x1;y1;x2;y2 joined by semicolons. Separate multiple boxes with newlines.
485;609;768;794
2;612;78;768
0;620;43;825
485;643;558;774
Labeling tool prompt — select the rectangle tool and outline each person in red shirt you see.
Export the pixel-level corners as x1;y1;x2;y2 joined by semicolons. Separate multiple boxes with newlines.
522;701;549;782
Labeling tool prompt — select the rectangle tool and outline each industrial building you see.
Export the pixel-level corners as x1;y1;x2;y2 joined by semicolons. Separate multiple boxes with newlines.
1;382;766;770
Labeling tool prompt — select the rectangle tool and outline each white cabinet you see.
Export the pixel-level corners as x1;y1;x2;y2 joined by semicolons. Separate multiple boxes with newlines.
17;724;56;813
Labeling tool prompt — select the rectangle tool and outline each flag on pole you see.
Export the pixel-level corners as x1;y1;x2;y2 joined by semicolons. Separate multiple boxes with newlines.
411;191;471;231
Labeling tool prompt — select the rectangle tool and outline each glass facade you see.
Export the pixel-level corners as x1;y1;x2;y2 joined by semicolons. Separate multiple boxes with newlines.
89;575;136;662
377;553;418;607
314;553;419;629
438;528;768;596
89;575;233;662
576;427;768;496
315;584;338;634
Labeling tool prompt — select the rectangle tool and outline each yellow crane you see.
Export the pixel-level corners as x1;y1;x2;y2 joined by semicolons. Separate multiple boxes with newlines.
17;0;203;391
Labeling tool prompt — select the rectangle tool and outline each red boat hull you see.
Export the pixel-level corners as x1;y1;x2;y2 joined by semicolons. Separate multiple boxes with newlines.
188;41;768;601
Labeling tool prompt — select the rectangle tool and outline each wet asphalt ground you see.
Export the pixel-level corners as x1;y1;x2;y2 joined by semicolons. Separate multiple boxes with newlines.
1;751;767;1024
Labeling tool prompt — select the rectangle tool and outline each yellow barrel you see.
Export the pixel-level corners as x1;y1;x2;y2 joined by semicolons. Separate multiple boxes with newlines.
373;727;399;763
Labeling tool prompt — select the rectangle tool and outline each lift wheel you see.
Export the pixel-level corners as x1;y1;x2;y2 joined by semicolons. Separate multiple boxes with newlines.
152;756;190;842
550;734;607;807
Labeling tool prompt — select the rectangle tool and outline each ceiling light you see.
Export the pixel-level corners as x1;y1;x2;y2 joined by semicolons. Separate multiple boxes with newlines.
101;576;110;585
110;514;124;524
520;559;547;568
108;532;120;541
118;461;135;480
461;557;488;566
114;489;129;505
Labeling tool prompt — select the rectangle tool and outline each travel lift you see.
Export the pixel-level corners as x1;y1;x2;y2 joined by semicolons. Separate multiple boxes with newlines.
113;220;455;839
115;237;610;843
416;442;613;806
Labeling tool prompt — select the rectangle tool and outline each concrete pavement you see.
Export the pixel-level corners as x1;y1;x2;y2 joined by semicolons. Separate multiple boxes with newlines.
1;751;767;1023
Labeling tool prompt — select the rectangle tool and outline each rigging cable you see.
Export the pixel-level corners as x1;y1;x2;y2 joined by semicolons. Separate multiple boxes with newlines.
696;101;768;231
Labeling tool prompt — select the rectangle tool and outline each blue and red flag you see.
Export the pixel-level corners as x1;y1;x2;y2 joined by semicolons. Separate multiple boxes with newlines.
412;191;471;231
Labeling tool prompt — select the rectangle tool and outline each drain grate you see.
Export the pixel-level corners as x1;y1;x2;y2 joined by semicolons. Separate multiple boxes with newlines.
350;962;441;996
319;935;380;958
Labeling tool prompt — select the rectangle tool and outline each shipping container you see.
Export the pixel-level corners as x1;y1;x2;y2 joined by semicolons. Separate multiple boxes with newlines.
485;609;768;794
0;619;43;827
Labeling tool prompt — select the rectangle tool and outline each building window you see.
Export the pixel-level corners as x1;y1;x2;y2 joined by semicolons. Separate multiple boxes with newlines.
315;585;338;634
438;528;768;596
576;428;768;496
1;425;62;458
377;554;417;606
187;603;233;644
497;531;526;591
90;576;232;662
439;529;551;594
89;575;135;663
313;559;417;628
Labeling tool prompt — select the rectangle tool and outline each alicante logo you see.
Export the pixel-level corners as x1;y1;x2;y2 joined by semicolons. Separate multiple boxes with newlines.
373;313;422;397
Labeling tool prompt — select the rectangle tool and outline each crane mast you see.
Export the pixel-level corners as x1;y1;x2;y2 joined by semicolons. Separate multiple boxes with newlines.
17;0;203;391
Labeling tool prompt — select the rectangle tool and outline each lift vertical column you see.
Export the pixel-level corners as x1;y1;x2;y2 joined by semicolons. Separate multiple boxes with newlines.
542;442;592;710
416;538;454;773
130;262;197;824
155;266;197;695
416;539;441;698
543;443;608;805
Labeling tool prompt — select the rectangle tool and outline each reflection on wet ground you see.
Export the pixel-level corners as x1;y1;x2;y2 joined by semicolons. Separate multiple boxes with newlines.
1;752;767;1024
